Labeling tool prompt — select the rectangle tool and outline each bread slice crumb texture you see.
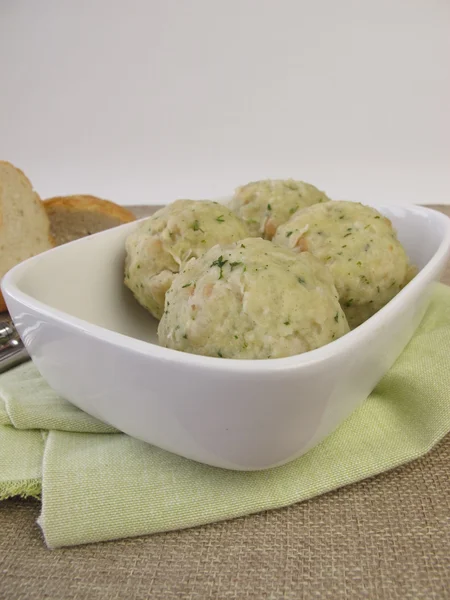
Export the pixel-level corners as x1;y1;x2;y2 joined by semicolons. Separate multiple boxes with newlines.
0;161;54;310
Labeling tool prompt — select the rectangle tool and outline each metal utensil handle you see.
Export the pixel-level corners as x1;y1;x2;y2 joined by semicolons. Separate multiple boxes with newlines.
0;315;30;374
0;320;14;341
0;343;29;373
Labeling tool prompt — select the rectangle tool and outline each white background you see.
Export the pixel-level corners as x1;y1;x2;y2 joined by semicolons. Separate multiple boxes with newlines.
0;0;449;206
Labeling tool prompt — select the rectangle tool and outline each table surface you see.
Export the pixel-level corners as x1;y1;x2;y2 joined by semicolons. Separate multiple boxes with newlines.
1;206;449;600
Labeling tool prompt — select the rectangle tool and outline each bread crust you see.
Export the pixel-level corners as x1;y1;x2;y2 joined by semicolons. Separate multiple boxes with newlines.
44;195;135;223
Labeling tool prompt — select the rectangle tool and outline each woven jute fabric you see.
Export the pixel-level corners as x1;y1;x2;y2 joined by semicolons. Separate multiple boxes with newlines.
1;205;449;599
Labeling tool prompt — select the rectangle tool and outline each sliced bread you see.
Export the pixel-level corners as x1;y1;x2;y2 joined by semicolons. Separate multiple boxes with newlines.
0;161;54;312
44;195;135;246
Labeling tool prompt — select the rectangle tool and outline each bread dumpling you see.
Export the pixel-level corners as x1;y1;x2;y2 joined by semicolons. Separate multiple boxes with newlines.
229;179;330;240
125;200;250;319
158;238;349;359
273;201;414;328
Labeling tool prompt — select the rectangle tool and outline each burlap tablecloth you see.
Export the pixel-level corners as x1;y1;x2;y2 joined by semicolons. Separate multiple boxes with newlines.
1;205;449;600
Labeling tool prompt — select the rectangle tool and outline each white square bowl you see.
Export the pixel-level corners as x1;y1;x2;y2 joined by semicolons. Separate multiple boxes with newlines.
2;204;450;470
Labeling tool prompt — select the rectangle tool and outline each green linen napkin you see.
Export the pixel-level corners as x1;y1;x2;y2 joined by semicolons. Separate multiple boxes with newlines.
1;284;450;548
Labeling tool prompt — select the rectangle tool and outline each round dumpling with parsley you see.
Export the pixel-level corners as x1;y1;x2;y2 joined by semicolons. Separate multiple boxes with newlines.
125;200;250;319
158;238;349;359
229;179;330;240
273;201;415;328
